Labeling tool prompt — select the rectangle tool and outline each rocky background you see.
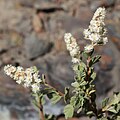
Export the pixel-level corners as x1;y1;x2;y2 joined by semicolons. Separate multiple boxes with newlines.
0;0;120;120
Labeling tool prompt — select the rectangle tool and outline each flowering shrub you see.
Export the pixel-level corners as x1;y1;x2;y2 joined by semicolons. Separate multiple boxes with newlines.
4;7;120;120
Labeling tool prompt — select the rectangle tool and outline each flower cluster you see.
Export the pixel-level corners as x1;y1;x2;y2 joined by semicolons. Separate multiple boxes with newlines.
4;65;42;93
84;7;108;53
64;33;80;64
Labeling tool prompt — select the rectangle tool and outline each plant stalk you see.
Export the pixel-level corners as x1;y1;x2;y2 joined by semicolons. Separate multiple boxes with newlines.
39;99;45;120
86;56;98;117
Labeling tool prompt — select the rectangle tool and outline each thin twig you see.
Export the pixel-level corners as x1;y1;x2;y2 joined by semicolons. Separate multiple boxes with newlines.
45;82;64;97
39;99;45;120
42;74;64;97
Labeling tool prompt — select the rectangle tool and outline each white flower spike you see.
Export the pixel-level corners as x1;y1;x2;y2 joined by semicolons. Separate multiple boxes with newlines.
4;65;42;93
64;33;80;64
84;7;108;45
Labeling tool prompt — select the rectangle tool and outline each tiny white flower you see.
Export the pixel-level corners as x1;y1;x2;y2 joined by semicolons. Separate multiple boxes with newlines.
103;37;108;44
84;44;94;53
4;65;16;78
14;71;25;81
89;33;101;43
64;33;72;43
24;79;32;87
34;78;42;83
31;83;40;93
71;58;80;64
16;79;22;84
33;72;41;83
17;66;24;71
84;29;91;39
70;48;79;57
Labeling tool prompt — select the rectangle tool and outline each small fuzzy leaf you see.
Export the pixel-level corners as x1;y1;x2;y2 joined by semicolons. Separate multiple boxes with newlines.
117;116;120;120
102;92;120;112
97;118;107;120
33;66;38;72
102;97;109;108
107;106;117;113
32;99;38;108
86;111;94;116
70;96;76;106
64;87;70;103
89;90;96;95
71;82;79;88
42;74;46;82
76;97;84;108
73;64;79;71
82;52;89;59
91;72;96;80
89;55;101;66
51;94;62;104
116;103;120;112
92;55;101;63
64;104;74;119
111;93;120;105
77;107;82;113
80;62;86;68
46;114;54;120
79;81;87;86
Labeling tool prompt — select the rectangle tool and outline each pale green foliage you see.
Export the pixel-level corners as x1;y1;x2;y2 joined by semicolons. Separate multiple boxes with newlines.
64;104;74;119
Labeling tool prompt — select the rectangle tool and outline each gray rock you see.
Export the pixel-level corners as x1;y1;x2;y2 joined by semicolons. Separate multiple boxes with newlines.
24;33;53;60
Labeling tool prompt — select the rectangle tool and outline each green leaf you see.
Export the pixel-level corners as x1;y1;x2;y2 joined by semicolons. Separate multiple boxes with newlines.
71;82;79;88
111;93;120;105
74;62;86;81
79;80;87;86
51;93;62;104
32;99;39;108
41;88;54;95
82;51;89;59
46;91;62;104
107;106;117;113
117;116;120;120
70;94;84;109
92;55;101;63
80;62;86;69
89;55;101;66
102;98;109;108
42;74;46;83
75;96;84;109
32;66;38;72
45;114;55;120
70;96;76;106
97;117;108;120
116;103;120;112
64;104;74;119
77;107;82;113
86;111;94;116
64;87;70;103
89;90;96;95
102;92;120;112
91;72;96;80
47;114;53;119
73;64;79;72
